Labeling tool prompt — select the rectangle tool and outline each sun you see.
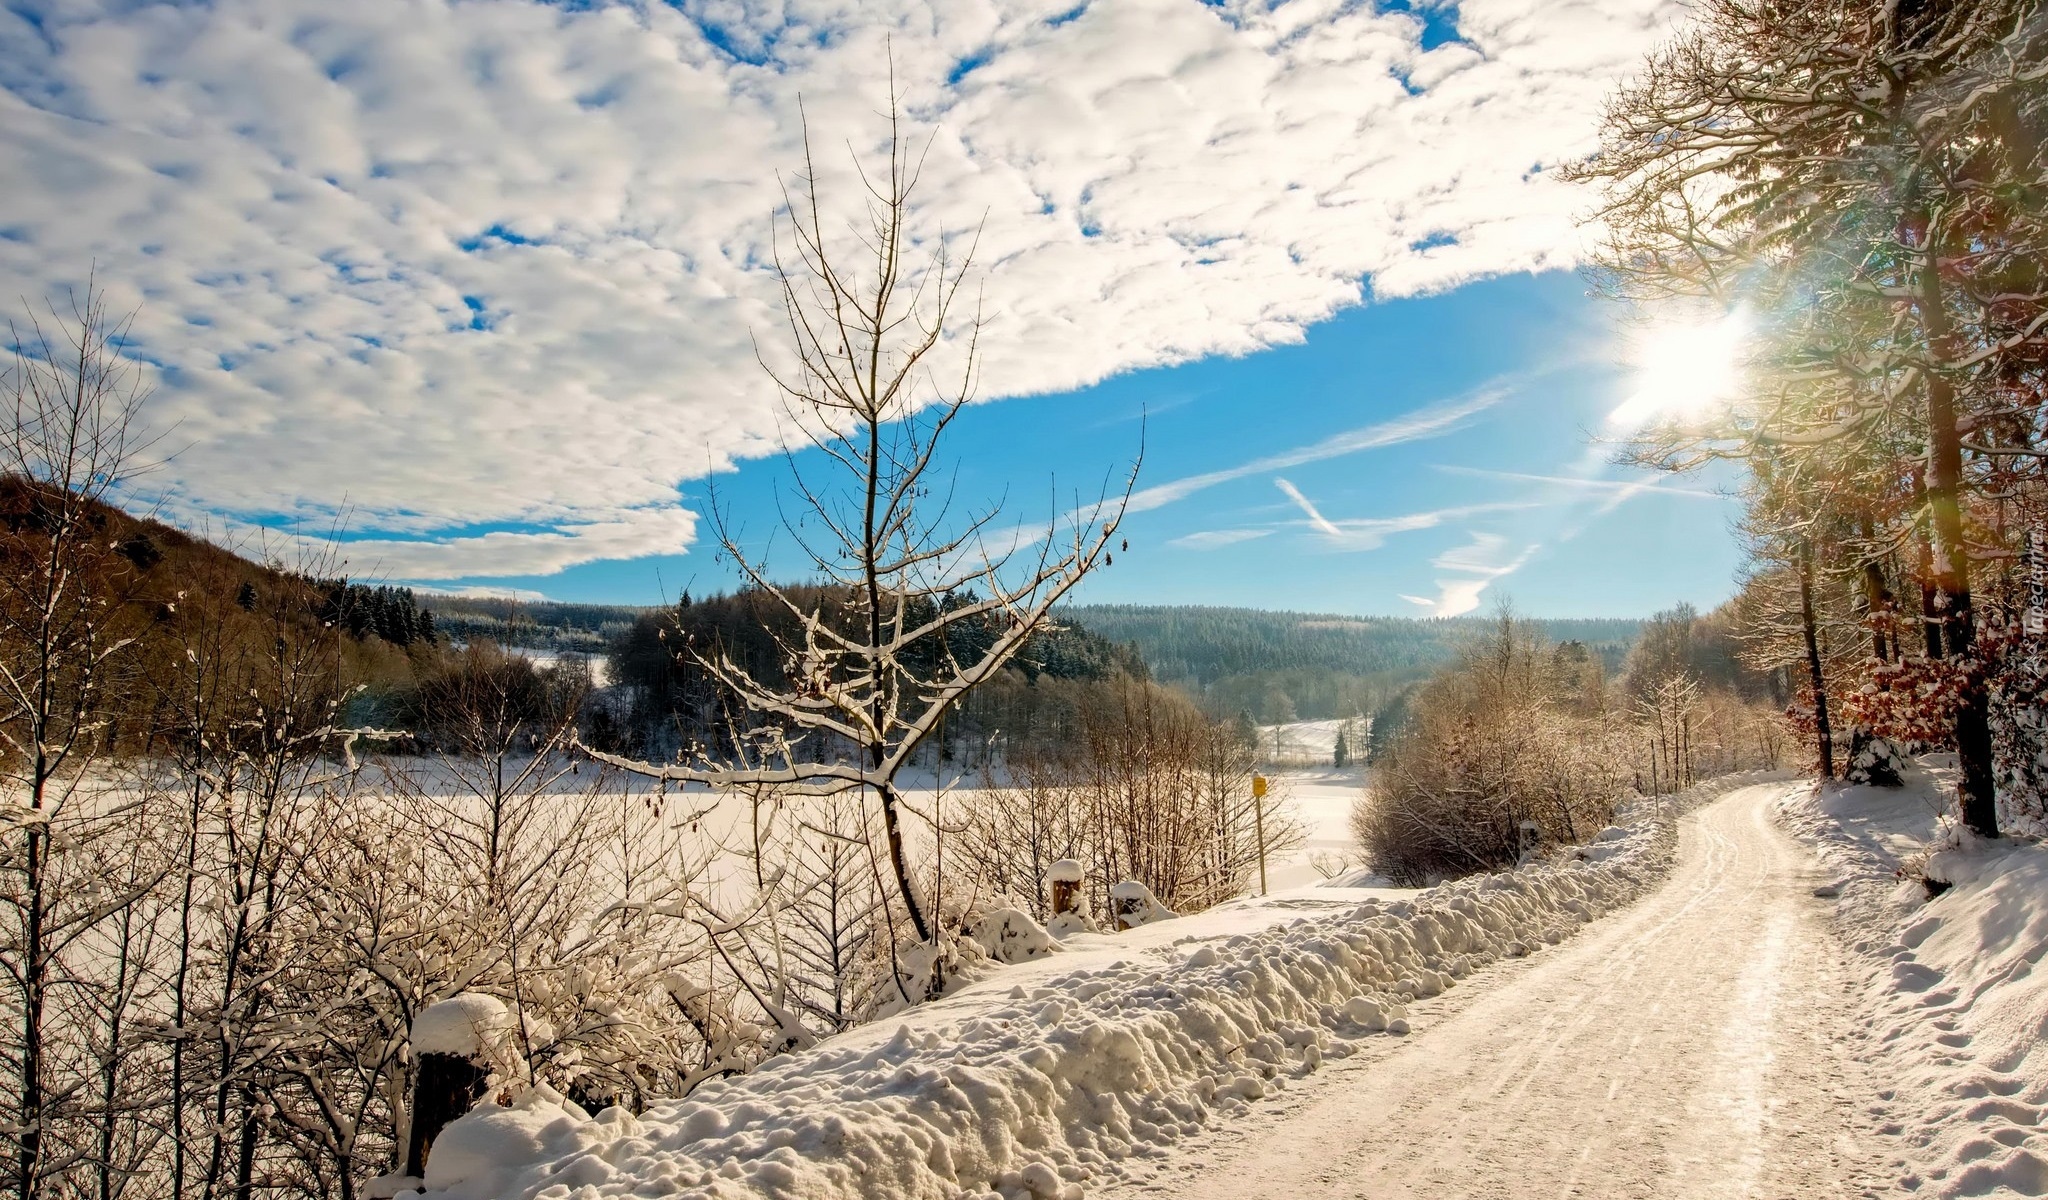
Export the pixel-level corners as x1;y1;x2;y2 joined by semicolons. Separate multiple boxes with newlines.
1608;310;1751;428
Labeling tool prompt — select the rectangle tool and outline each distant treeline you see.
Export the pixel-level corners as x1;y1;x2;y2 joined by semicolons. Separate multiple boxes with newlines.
420;595;646;653
321;582;438;647
596;589;1149;760
1061;604;1642;723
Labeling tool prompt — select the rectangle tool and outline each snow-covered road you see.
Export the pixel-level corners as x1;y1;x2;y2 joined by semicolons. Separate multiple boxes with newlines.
1106;783;1880;1200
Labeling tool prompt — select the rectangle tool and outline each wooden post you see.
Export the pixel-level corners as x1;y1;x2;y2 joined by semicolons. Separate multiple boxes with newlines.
1252;774;1269;896
405;994;507;1180
405;1053;490;1180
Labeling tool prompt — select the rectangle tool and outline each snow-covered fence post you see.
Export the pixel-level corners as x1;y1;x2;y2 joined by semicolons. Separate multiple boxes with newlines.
404;995;510;1180
1048;858;1085;923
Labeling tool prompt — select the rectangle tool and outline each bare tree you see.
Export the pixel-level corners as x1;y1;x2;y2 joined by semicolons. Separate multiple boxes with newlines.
0;280;159;1200
584;91;1136;995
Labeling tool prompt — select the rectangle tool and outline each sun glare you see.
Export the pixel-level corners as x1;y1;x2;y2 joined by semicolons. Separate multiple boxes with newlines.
1608;310;1751;428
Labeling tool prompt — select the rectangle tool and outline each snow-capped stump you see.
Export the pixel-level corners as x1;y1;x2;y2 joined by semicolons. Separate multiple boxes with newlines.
971;907;1063;964
1048;858;1085;914
1046;859;1099;938
406;994;513;1179
412;993;514;1058
1108;880;1177;930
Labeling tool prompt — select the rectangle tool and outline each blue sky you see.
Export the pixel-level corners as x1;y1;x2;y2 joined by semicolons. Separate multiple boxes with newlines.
0;0;1714;615
462;270;1742;617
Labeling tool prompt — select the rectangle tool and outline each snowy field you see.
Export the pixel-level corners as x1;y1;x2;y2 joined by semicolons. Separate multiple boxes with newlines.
1260;767;1377;891
1257;718;1357;768
1240;718;1378;890
419;775;1732;1200
498;645;612;687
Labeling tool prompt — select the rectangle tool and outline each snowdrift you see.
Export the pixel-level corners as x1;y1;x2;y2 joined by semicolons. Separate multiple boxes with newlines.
422;777;1758;1200
1781;771;2048;1198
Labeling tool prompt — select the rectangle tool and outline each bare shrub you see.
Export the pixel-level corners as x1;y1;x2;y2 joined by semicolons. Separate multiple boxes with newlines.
961;680;1301;919
1351;613;1634;886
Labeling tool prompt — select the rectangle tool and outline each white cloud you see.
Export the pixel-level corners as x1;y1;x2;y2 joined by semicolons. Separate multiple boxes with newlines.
0;0;1684;579
1274;477;1340;536
1169;527;1274;550
1435;464;1725;507
411;584;552;602
1170;496;1530;555
1125;386;1506;514
1318;500;1535;553
1400;531;1537;617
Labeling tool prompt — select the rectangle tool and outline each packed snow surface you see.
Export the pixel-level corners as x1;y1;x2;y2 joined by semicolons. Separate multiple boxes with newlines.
422;777;1764;1200
1094;777;1872;1199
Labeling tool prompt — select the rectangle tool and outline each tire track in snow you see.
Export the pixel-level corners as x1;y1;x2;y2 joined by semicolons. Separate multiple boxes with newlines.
1104;784;1882;1200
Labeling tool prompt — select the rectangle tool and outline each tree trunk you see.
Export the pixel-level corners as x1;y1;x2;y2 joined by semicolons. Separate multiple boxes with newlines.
876;781;931;944
18;832;44;1200
1798;539;1836;779
1915;247;2000;836
1858;518;1895;663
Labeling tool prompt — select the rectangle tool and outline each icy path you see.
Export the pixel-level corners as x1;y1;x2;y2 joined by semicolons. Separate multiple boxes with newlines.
1105;783;1880;1200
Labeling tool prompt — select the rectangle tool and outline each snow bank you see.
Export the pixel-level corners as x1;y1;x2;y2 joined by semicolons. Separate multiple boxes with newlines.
1780;767;2048;1198
425;1086;592;1195
425;776;1757;1200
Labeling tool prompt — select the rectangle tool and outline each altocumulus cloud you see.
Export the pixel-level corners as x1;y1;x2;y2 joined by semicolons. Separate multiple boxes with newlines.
0;0;1683;579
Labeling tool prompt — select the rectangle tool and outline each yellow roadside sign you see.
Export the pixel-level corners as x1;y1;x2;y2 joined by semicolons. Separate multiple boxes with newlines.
1252;774;1268;798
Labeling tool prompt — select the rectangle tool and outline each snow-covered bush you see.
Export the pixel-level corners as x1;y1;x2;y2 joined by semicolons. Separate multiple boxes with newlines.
1353;617;1637;884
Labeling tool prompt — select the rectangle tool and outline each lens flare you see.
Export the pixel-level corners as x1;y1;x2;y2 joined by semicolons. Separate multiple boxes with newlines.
1609;310;1750;428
